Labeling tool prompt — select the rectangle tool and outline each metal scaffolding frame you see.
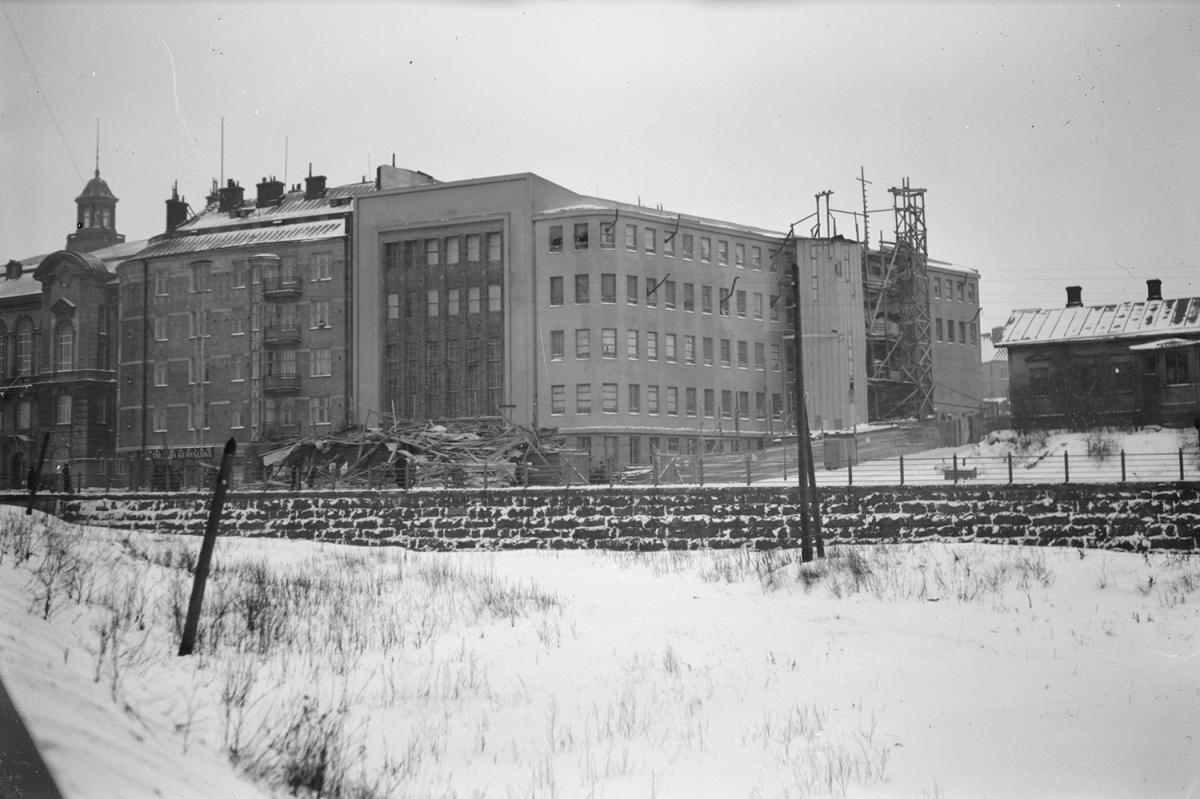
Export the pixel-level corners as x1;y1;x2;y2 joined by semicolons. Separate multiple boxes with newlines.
865;178;934;421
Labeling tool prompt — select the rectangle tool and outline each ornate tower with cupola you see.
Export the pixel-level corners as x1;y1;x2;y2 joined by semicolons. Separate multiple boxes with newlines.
66;136;125;253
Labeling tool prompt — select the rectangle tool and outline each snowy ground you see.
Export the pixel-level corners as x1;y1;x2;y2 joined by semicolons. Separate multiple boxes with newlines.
757;426;1200;486
1;505;1199;798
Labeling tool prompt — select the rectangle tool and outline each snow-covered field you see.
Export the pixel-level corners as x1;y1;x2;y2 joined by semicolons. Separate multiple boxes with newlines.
758;426;1200;486
2;505;1199;798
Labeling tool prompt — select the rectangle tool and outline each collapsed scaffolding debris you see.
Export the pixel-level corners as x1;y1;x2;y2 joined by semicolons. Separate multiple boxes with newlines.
260;418;589;489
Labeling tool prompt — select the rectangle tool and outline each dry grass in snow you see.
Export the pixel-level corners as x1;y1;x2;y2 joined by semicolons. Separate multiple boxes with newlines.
1;505;1199;798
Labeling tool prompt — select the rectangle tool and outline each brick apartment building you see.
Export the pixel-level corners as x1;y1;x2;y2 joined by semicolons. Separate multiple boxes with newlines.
115;167;437;487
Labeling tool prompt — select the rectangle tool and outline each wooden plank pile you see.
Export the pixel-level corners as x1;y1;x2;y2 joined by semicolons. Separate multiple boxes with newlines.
264;418;585;488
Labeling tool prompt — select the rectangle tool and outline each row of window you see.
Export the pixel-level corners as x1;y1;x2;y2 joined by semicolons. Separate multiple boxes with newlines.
550;382;785;420
146;396;334;432
935;318;979;345
0;395;77;430
388;233;503;269
151;301;334;340
387;285;503;319
1025;352;1193;396
548;328;792;371
0;320;104;374
575;433;766;465
548;274;784;320
932;276;976;304
150;349;335;385
548;222;772;270
156;253;336;296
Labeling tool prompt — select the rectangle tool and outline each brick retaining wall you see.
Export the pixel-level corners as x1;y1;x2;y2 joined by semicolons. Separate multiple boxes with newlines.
30;483;1200;552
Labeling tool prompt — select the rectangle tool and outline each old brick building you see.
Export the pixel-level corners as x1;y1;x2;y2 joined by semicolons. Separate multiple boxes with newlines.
0;166;142;489
116;167;437;487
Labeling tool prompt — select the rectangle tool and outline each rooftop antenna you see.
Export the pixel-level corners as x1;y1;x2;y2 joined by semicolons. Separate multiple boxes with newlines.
220;116;225;185
94;118;100;176
284;135;288;184
857;166;872;248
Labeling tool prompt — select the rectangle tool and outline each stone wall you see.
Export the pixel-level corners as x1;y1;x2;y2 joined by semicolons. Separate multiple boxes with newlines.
30;482;1200;552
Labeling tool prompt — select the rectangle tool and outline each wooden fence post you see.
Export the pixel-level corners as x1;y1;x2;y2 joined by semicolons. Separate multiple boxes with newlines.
178;438;236;657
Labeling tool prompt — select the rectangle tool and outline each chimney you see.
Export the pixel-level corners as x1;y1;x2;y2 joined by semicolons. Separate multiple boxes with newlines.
1065;285;1083;308
218;179;244;212
991;325;1005;344
165;182;189;231
256;175;285;207
1146;278;1163;302
206;178;220;207
305;163;326;200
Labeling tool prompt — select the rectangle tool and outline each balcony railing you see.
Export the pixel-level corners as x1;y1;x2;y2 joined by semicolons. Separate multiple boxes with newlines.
263;274;302;298
263;372;302;393
263;324;302;345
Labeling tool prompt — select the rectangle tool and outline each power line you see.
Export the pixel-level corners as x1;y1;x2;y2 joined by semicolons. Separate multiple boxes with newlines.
3;3;84;184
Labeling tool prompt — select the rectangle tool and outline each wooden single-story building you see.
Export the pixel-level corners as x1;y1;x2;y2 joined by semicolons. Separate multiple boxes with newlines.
999;280;1200;430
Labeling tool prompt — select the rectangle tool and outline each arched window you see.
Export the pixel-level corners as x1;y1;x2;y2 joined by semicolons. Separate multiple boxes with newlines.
15;318;33;374
56;322;75;372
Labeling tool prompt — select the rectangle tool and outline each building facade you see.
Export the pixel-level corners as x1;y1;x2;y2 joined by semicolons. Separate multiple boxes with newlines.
0;166;139;489
928;260;984;443
353;172;867;472
115;168;435;486
1000;281;1200;429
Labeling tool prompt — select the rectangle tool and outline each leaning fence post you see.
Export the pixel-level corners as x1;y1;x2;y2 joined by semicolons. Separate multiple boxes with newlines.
899;454;905;485
179;438;236;657
1063;451;1070;484
698;456;705;486
1007;452;1013;485
847;458;853;486
1120;450;1126;483
745;454;752;486
953;452;959;485
1180;448;1185;482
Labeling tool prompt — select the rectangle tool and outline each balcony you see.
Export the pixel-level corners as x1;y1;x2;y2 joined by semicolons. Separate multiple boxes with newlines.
263;273;302;298
263;421;301;440
263;323;302;345
263;372;302;393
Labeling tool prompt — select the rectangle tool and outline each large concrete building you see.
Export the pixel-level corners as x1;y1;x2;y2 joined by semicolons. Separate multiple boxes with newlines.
928;259;984;443
352;172;866;471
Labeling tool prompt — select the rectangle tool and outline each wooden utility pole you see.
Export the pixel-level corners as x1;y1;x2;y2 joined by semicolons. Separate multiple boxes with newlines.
25;432;51;516
178;438;237;656
791;262;813;561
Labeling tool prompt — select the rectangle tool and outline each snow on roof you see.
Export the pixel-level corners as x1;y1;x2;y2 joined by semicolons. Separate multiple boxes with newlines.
134;219;346;259
174;181;373;233
1000;297;1200;347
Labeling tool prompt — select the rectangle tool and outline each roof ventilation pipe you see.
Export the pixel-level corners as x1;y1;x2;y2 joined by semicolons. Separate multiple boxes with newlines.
1065;286;1083;308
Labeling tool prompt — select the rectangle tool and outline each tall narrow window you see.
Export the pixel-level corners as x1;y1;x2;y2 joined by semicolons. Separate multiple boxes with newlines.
56;323;74;372
56;394;72;425
16;319;33;373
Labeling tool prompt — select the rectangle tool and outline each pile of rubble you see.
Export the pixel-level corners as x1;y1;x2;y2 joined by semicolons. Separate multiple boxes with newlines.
261;418;587;489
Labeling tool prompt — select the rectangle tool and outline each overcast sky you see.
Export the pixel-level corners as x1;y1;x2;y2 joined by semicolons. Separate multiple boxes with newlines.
2;1;1197;333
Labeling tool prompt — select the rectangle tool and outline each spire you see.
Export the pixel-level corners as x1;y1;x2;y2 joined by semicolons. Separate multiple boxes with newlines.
95;118;100;178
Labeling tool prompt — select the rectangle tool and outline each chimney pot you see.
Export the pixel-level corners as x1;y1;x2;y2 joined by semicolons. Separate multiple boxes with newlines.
218;180;245;213
1066;285;1083;308
304;173;327;200
256;176;285;207
1146;279;1163;302
165;185;189;231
